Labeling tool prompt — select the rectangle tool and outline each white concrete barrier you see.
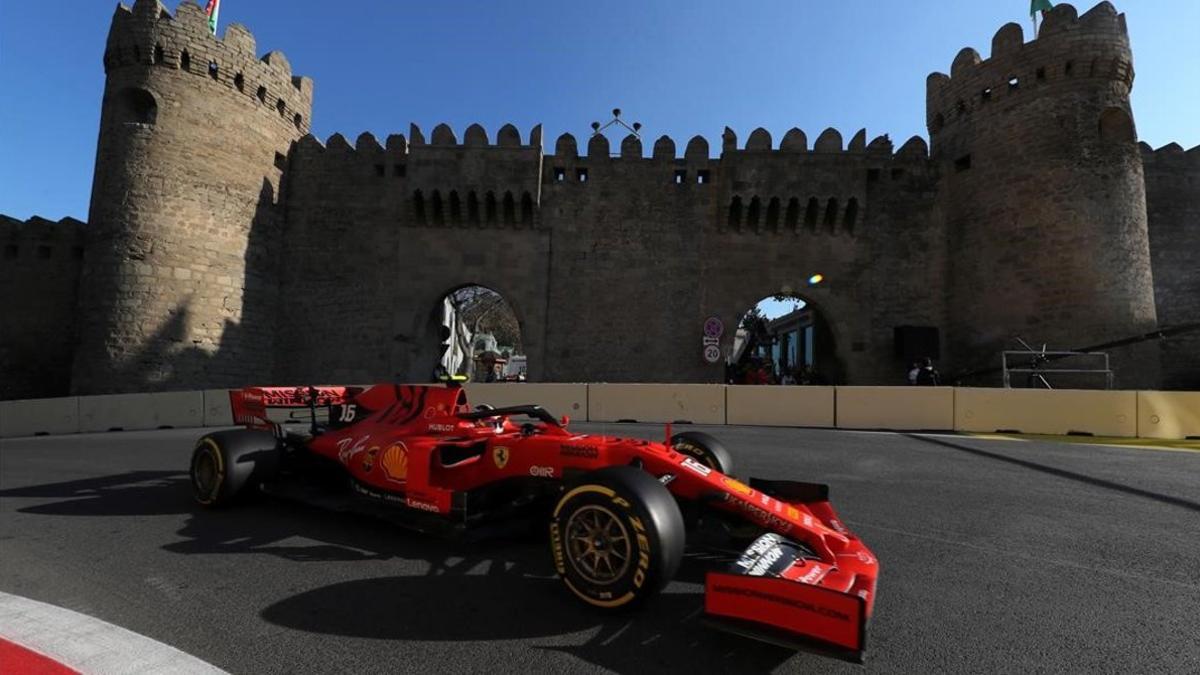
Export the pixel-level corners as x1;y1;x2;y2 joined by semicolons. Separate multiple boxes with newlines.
203;389;234;427
955;388;1137;437
1137;391;1200;440
78;391;205;432
0;397;80;438
835;386;955;430
726;386;835;427
464;383;588;420
588;384;725;425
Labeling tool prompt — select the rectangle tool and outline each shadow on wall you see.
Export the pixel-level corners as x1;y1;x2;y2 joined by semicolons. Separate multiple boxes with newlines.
88;179;283;394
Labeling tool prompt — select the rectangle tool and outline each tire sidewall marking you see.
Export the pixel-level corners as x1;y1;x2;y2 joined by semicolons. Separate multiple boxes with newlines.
551;483;654;608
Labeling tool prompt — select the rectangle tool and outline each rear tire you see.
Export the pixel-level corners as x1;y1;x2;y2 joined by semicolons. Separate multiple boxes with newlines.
549;466;684;609
190;430;279;507
671;431;734;475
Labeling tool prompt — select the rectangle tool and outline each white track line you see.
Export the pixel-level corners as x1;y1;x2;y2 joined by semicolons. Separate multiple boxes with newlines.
0;591;227;675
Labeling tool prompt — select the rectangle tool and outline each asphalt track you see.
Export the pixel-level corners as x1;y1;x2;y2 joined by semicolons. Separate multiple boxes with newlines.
1;424;1198;674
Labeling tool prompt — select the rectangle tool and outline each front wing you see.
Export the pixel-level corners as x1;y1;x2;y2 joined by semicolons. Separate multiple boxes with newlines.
702;481;877;663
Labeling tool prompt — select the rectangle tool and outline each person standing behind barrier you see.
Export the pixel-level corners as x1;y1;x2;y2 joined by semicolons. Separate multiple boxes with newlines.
907;361;920;385
915;357;940;386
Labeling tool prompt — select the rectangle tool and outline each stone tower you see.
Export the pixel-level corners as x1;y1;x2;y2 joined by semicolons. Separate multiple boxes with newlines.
928;2;1159;387
72;0;311;393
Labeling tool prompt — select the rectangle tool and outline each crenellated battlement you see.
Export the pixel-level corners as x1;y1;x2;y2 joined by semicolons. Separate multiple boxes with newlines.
926;2;1132;136
1;215;85;255
1140;141;1200;167
293;122;932;167
543;127;928;161
105;0;313;133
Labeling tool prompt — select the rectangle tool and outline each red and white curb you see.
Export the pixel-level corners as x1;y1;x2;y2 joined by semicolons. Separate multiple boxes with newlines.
0;591;227;674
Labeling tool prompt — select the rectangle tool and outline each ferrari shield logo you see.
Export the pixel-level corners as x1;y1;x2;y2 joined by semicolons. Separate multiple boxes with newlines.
492;446;510;469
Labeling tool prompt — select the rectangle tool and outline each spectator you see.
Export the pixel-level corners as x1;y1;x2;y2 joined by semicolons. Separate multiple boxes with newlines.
907;360;921;385
915;357;940;386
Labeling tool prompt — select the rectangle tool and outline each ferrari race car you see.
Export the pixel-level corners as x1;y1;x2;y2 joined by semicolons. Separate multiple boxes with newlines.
189;383;879;662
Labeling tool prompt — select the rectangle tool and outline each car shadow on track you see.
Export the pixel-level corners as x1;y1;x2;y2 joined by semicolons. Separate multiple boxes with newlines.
172;498;798;673
2;470;799;672
0;471;192;517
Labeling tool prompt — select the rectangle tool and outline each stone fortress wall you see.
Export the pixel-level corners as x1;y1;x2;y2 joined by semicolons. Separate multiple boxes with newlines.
0;0;1195;400
0;217;86;398
1142;143;1200;389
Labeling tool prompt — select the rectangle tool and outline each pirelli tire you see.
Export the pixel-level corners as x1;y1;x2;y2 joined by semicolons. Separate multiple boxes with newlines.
549;466;685;610
189;430;280;507
671;431;734;476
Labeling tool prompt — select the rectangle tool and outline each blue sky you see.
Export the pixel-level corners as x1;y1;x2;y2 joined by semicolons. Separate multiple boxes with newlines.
1;0;1196;221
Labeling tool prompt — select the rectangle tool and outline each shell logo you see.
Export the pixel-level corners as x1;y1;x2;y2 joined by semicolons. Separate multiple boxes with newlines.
723;477;754;496
381;443;409;483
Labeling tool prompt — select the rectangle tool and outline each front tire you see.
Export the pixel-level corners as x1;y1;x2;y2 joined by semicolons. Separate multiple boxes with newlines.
671;431;734;475
549;466;684;609
190;430;279;507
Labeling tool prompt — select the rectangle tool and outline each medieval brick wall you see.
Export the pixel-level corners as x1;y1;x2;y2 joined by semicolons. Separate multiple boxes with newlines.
69;0;310;394
1143;144;1200;390
0;217;85;399
928;3;1160;388
277;125;550;385
0;0;1195;399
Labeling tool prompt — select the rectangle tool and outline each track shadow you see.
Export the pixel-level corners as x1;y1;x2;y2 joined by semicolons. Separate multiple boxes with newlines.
906;434;1200;514
259;566;792;673
0;470;192;516
169;499;794;672
3;469;797;671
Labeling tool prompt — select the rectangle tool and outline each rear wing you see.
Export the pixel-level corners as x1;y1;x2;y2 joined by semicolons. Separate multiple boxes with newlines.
229;386;357;429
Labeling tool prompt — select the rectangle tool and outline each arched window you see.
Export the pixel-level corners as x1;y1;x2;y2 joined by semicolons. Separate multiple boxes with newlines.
276;99;286;117
256;85;267;103
293;113;303;131
1099;108;1135;144
521;192;534;225
785;198;800;230
747;197;761;230
728;196;743;229
766;197;781;231
179;49;190;72
448;191;462;224
502;192;516;225
843;198;859;234
485;192;497;224
824;198;839;231
431;190;445;226
412;190;426;224
208;61;219;80
153;44;164;65
467;192;480;225
804;197;819;230
114;87;157;126
234;72;244;92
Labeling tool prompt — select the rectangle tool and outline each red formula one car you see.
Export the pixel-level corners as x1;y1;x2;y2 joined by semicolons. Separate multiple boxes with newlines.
189;383;879;662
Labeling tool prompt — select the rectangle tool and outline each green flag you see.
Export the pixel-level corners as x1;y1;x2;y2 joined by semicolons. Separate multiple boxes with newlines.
1030;0;1053;18
204;0;221;35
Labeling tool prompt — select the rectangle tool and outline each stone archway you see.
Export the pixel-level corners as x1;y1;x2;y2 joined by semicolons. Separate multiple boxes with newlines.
404;283;530;383
727;289;844;385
